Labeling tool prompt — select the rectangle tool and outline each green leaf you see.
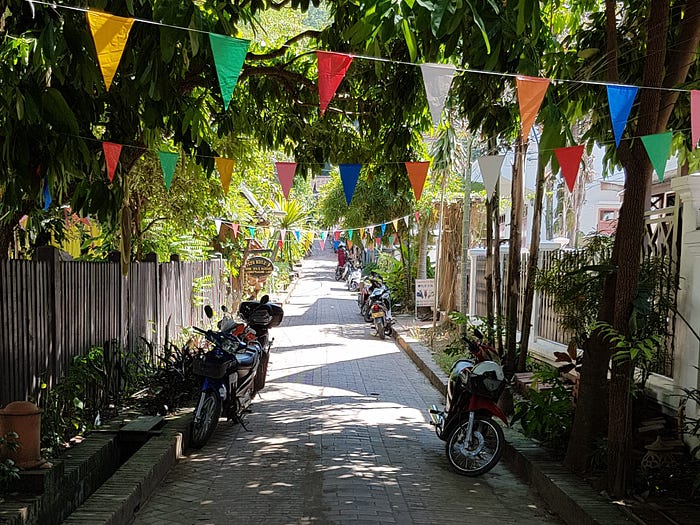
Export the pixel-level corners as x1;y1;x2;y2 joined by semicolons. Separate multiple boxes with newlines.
466;1;491;54
401;19;417;62
42;88;79;134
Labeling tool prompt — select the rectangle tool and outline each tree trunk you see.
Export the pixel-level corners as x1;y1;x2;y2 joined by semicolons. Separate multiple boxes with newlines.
505;136;524;376
485;193;495;345
518;158;547;371
493;180;504;356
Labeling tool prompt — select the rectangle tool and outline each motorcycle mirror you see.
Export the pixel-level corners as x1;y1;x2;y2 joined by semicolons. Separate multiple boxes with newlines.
204;305;214;319
260;294;270;305
221;305;228;313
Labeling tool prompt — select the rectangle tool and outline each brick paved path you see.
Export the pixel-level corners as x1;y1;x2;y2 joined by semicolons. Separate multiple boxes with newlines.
132;248;561;525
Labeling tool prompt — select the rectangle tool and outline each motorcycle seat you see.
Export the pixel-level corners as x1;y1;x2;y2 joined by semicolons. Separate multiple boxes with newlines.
235;350;257;367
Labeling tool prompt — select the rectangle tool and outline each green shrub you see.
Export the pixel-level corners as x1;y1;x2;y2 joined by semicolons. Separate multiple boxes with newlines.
511;366;574;452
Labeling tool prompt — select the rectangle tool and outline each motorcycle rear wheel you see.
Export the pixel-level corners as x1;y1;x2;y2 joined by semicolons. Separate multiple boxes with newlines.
253;351;270;395
445;416;504;476
190;391;222;449
374;317;386;340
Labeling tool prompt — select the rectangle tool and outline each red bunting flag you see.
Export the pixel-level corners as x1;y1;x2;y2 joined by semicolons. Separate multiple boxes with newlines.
275;162;297;198
319;239;326;251
405;161;430;200
414;211;421;223
554;145;585;193
277;239;284;250
317;51;353;116
516;76;550;143
334;230;341;241
102;141;122;183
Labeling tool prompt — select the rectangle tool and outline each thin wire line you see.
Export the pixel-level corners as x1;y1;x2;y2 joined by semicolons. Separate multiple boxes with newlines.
24;0;694;94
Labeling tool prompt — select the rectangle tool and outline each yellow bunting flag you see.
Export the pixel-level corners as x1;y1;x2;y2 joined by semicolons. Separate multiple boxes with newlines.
215;157;235;195
86;11;135;91
392;219;399;232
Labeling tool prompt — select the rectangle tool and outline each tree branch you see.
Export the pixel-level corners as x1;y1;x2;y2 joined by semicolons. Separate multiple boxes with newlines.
247;30;321;61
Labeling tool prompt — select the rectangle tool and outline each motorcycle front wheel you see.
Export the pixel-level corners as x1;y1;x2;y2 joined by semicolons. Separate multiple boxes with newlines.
374;317;386;340
445;416;504;476
190;390;222;449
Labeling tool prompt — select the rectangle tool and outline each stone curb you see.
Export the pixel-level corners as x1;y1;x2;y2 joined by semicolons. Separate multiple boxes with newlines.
60;413;192;525
392;327;636;525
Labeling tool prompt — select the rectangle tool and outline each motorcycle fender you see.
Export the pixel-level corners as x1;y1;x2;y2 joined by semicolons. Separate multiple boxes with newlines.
201;377;225;399
468;395;508;425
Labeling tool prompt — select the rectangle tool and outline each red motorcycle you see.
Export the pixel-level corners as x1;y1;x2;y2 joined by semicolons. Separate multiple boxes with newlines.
428;329;508;476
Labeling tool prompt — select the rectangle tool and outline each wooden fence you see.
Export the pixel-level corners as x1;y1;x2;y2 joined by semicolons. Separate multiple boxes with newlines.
0;247;231;406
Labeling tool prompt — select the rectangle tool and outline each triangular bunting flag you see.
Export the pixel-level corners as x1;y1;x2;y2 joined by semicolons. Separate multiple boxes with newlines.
334;230;341;241
215;157;235;195
375;237;381;247
404;216;409;228
380;223;386;236
102;142;122;183
158;151;179;190
209;34;250;110
607;84;638;147
691;90;700;150
232;223;239;237
214;219;222;234
319;239;326;251
275;162;297;199
281;229;286;241
516;76;550;142
359;228;364;240
367;226;374;238
405;161;430;201
392;219;399;232
317;51;353;116
554;145;585;193
641;132;673;182
348;229;354;240
477;155;505;199
86;11;135;91
320;231;327;240
42;176;52;211
414;211;421;223
420;63;456;131
248;227;255;237
278;239;284;250
339;163;362;205
347;239;353;249
295;230;301;241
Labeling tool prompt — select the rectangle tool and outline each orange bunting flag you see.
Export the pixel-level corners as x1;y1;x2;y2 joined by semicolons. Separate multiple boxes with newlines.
215;157;235;195
554;145;585;193
102;141;122;183
347;240;353;249
275;162;297;199
317;51;353;116
516;76;550;142
405;161;430;201
86;11;135;91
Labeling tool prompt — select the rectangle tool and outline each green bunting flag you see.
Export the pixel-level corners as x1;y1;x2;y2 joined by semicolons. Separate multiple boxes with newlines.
209;34;250;110
158;151;179;189
641;131;673;182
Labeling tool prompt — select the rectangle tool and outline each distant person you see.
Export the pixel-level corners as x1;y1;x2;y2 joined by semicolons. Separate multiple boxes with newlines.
337;244;347;267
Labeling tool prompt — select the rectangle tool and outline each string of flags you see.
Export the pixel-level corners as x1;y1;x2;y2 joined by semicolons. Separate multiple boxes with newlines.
25;2;700;210
213;211;422;251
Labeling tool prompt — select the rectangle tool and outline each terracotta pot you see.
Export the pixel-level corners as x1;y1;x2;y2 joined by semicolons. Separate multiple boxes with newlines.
0;401;44;469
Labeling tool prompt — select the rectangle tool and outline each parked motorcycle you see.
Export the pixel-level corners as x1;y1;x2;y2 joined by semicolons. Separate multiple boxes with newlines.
237;295;284;393
190;315;262;449
428;330;507;476
346;262;362;292
366;283;398;340
358;273;384;319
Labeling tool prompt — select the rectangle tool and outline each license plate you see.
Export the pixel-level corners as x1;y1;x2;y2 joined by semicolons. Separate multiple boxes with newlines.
371;311;385;318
